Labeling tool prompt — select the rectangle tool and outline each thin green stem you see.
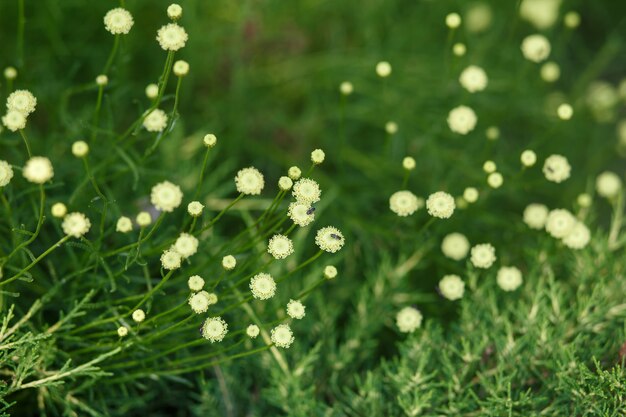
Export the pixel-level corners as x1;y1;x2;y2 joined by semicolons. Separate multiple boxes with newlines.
3;185;45;263
91;85;105;142
131;270;175;312
19;130;32;157
102;34;120;75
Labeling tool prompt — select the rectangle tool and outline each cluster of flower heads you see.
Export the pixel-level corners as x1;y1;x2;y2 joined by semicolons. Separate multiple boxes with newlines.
2;89;36;132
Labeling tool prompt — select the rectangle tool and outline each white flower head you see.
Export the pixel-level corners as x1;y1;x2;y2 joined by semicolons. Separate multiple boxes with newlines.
315;226;345;253
292;178;321;204
311;149;325;165
96;74;109;86
117;326;128;337
463;187;479;203
0;160;14;187
324;265;337;279
145;83;159;99
246;324;260;338
497;266;523;291
288;202;315;227
173;60;189;77
271;324;294;348
596;171;622;199
104;8;134;34
445;12;462;28
545;209;575;238
189;291;210;314
288;166;302;180
385;121;398;134
459;65;488;93
564;11;581;29
156;23;188;51
486;126;500;140
250;273;276;300
4;67;17;80
7;90;37;116
521;150;537;167
2;110;26;131
222;255;236;270
426;191;455;219
203;134;217;148
470;243;496;269
562;221;590;249
116;216;133;233
396;307;423;333
23;157;54;184
174;233;199;259
557;103;573;120
160;249;182;270
483;160;497;173
51;202;67;218
439;274;465;300
543;154;571;183
577;193;592;208
520;0;561;29
188;275;205;292
187;201;204;217
487;172;503;189
71;141;89;158
136;211;152;227
286;299;306;320
453;43;466;56
441;233;470;261
523;203;549;229
447;105;477;135
402;156;416;171
143;109;168;132
151;181;183;212
541;62;560;83
376;61;392;78
235;167;265;195
167;3;183;20
521;34;551;63
202;317;228;343
132;309;146;323
278;176;293;191
339;81;354;95
62;212;91;238
267;234;294;260
389;190;422;217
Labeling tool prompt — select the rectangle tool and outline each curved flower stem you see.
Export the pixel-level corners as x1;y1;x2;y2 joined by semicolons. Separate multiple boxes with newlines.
82;157;109;247
276;249;324;284
19;130;32;157
102;34;120;75
3;185;45;263
198;193;245;233
0;235;71;288
104;213;165;258
298;278;326;299
193;146;212;200
91;84;105;142
131;269;175;312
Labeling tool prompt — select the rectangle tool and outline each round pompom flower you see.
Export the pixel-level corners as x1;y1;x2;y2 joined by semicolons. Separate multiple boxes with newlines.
292;178;321;204
557;103;573;120
189;291;211;314
104;8;134;35
143;109;168;132
23;157;54;184
51;202;67;218
523;203;549;230
0;160;14;187
6;90;37;116
385;121;398;134
267;234;294;260
235;167;265;195
396;307;423;333
187;201;204;217
136;211;152;227
562;222;591;249
173;60;189;77
288;202;315;227
222;255;236;270
2;110;26;131
463;187;479;203
577;193;592;208
96;74;109;86
459;65;488;93
311;149;325;165
286;299;306;320
132;309;146;323
447;105;477;135
453;43;466;56
116;216;133;233
278;176;293;191
402;156;416;170
249;273;276;300
62;212;91;238
541;61;560;83
167;3;183;20
4;67;17;80
521;150;537;167
441;233;470;261
270;324;295;348
324;265;337;279
339;81;353;95
445;12;462;28
174;233;199;259
389;190;421;217
596;171;622;199
156;23;188;51
521;34;551;63
542;154;571;183
315;226;345;253
545;209;576;238
203;134;217;148
470;243;496;269
160;249;182;270
375;61;392;77
246;324;260;338
188;275;205;292
288;166;302;180
487;172;503;189
71;141;89;158
426;191;455;219
202;317;228;343
151;181;183;212
497;266;523;291
117;326;128;337
145;84;159;99
439;274;465;300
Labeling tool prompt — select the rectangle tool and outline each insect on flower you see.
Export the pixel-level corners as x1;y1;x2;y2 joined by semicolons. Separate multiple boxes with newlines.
330;233;341;240
306;205;316;215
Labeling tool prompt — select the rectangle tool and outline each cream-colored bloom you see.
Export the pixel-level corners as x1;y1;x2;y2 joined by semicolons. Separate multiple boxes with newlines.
441;233;470;261
0;160;14;187
143;109;168;132
447;105;477;134
324;265;337;279
235;167;265;195
286;299;306;320
7;90;37;116
136;211;152;227
596;171;622;199
151;181;183;212
562;221;590;249
497;266;523;291
202;317;228;343
470;243;496;269
173;60;189;77
389;190;421;217
188;275;205;292
487;172;503;189
541;62;560;83
2;110;26;131
189;291;211;314
339;81;353;95
564;11;581;28
543;154;571;183
376;61;392;77
278;176;293;191
439;275;465;300
222;255;236;270
545;209;576;238
402;156;416;170
385;121;398;134
577;193;592;208
187;201;204;217
483;160;497;173
145;83;159;99
311;149;325;164
203;134;217;148
246;324;260;338
4;67;17;80
267;234;294;259
523;203;549;229
465;3;492;33
167;4;183;20
160;249;182;270
23;157;54;184
96;74;109;86
521;34;551;63
315;226;345;253
117;326;128;337
132;309;146;323
288;166;302;180
459;65;488;93
463;187;479;203
396;307;422;333
104;8;134;35
292;178;321;204
71;141;89;158
426;191;455;219
557;103;573;120
521;150;537;167
520;0;561;29
156;23;188;51
51;202;67;218
445;12;462;28
174;233;199;259
271;324;295;348
116;216;133;233
452;43;466;56
288;202;315;227
250;273;276;300
62;212;91;238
